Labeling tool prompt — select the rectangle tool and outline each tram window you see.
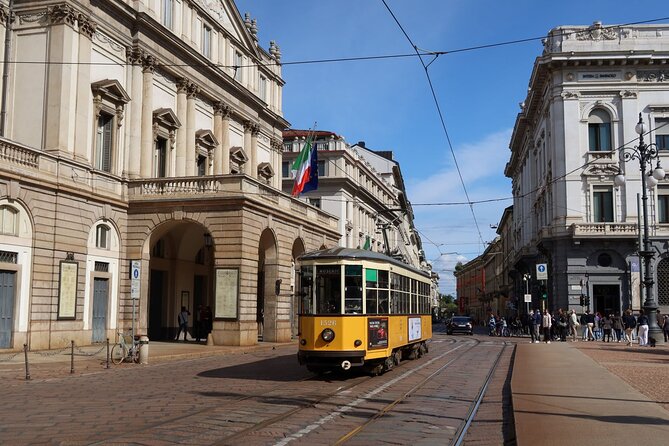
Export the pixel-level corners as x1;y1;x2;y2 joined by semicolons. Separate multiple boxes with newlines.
378;290;389;314
345;265;362;314
316;265;341;314
366;289;377;314
300;267;313;314
378;270;389;288
391;290;399;313
365;268;378;288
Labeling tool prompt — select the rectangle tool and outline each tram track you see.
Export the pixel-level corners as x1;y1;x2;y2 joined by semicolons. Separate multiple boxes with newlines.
328;339;511;445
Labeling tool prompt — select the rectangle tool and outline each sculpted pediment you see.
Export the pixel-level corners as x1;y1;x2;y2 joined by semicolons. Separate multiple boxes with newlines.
582;163;620;177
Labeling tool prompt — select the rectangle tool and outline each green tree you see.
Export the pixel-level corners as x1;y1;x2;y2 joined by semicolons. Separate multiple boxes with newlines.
438;293;458;317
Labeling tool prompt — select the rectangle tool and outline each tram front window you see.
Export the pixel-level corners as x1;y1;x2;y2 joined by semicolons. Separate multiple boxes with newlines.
316;265;341;314
345;265;362;314
299;266;313;314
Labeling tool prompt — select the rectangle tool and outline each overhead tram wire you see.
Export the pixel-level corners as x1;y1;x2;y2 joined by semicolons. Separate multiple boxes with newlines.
380;0;485;248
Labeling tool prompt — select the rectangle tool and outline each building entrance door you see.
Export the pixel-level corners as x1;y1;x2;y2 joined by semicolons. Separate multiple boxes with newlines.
92;278;108;343
593;284;620;315
0;270;15;348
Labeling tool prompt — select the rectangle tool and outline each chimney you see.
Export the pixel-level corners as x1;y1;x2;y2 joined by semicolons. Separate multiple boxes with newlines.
357;141;366;148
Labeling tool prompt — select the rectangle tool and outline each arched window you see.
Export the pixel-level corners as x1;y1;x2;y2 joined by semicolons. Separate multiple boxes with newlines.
657;258;669;306
588;109;612;151
96;224;110;249
0;205;18;235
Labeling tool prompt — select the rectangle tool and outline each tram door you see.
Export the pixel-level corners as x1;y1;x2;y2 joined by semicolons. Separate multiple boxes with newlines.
92;278;108;343
0;271;16;348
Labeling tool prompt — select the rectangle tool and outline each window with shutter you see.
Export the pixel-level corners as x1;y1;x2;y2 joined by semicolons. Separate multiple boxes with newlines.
96;113;113;172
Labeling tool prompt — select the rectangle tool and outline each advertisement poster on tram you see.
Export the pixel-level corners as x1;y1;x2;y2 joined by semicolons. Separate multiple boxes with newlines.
408;317;422;342
368;317;388;349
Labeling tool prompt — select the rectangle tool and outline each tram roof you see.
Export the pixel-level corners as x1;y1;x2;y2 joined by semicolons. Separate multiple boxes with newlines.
298;247;430;278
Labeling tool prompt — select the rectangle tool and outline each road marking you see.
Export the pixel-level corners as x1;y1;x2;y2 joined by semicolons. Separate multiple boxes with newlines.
274;343;467;446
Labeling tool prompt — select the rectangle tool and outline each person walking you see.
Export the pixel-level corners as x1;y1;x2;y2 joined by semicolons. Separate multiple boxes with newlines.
531;309;541;343
663;313;669;343
637;309;649;347
177;306;190;341
569;309;579;342
557;309;568;342
622;309;637;346
584;310;595;341
542;309;552;343
612;312;623;343
602;314;613;342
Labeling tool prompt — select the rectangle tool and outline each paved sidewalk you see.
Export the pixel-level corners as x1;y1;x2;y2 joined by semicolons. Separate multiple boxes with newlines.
512;342;669;446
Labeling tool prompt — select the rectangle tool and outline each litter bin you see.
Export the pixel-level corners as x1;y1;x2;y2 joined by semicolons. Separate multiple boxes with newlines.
139;336;149;364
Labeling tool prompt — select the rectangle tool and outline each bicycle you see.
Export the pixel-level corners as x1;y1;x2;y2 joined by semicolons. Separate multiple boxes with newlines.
111;332;140;364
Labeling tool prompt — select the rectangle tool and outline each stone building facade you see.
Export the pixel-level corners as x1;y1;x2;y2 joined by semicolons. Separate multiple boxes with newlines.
505;22;669;328
0;0;340;351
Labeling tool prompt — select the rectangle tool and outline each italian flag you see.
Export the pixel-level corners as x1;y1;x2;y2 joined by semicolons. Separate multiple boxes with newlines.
291;137;318;196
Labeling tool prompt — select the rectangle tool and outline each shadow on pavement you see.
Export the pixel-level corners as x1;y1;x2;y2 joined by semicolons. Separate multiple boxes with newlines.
514;410;669;425
197;354;304;381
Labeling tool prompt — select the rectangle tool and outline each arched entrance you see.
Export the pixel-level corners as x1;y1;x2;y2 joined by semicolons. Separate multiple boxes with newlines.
257;229;277;341
146;221;213;341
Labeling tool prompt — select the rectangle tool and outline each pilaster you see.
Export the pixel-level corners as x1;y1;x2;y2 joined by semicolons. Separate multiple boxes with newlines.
185;82;199;175
176;79;188;176
213;101;230;175
127;47;143;178
140;55;155;178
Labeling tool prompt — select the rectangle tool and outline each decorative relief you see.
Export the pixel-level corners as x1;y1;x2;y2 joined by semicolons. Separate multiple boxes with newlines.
0;6;15;24
93;32;124;53
561;91;580;100
619;90;638;99
18;11;47;24
576;21;617;41
142;54;156;73
582;163;619;177
48;4;77;26
126;46;143;65
637;70;669;82
177;78;200;98
77;13;97;38
213;101;231;118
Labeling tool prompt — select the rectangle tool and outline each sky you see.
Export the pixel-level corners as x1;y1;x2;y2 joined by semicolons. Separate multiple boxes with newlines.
235;0;669;295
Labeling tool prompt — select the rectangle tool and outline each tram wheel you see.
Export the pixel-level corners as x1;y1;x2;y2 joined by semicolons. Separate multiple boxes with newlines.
383;356;394;372
393;350;402;366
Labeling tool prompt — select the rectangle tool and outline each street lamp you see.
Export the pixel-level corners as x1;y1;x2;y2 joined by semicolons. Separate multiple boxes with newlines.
522;273;531;315
614;112;665;344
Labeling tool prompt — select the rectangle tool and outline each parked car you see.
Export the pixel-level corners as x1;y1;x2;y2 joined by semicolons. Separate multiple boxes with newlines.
446;316;473;335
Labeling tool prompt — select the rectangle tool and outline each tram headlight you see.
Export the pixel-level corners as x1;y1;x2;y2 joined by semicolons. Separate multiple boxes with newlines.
300;339;307;345
354;339;362;347
321;328;335;342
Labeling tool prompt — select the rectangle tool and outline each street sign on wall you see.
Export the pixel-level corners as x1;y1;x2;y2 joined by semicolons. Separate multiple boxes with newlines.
536;263;547;280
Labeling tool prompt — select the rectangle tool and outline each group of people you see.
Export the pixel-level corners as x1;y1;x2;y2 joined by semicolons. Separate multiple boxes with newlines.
524;307;669;346
176;304;213;342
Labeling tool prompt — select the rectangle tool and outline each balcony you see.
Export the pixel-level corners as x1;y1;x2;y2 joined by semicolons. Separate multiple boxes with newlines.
570;222;639;238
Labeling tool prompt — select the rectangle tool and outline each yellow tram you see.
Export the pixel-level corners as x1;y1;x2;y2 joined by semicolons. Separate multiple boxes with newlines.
297;247;433;375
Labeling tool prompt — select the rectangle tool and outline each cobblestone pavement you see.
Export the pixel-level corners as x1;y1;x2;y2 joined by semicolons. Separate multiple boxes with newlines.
573;339;669;412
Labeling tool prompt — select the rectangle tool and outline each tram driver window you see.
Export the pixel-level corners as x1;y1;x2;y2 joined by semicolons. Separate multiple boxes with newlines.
316;265;341;314
300;266;314;314
344;265;362;314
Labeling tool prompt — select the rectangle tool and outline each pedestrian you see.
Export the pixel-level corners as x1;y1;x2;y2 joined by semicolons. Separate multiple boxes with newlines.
580;312;588;340
612;312;623;343
542;308;552;343
622;309;636;346
663;314;669;343
569;309;579;342
637;309;649;347
195;304;204;342
557;308;568;342
594;312;602;340
177;306;190;341
584;310;595;341
602;314;613;342
531;309;541;343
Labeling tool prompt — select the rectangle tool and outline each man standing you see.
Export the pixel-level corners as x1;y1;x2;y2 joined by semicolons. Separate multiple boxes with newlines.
622;309;636;346
663;314;669;343
584;310;595;341
531;309;541;343
569;309;579;342
542;308;552;343
637;309;649;347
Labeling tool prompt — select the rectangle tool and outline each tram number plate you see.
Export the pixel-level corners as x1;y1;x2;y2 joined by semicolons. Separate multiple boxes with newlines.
320;320;337;326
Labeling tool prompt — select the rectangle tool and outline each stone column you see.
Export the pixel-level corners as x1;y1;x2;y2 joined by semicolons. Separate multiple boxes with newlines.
250;124;259;179
243;121;252;176
140;56;155;178
213;102;230;175
127;48;143;178
271;137;282;189
44;4;79;154
175;79;188;177
185;83;199;176
73;15;96;162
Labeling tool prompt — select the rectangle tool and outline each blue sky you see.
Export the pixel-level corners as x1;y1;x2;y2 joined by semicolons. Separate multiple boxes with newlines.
236;0;669;295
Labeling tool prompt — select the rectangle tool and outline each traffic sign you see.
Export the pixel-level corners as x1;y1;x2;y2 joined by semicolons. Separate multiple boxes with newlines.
130;260;141;280
536;263;547;280
524;294;532;303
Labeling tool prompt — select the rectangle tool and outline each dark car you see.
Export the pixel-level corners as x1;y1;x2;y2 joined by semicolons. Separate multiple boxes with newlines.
447;316;474;335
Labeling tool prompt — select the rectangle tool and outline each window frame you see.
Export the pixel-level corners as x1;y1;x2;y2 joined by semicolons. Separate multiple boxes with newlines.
95;224;110;250
202;24;212;58
162;0;173;29
588;109;612;152
0;205;19;236
592;186;614;223
95;111;114;172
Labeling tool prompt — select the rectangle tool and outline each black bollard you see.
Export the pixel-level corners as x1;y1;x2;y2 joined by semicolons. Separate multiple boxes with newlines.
70;340;74;374
106;338;110;369
23;344;31;380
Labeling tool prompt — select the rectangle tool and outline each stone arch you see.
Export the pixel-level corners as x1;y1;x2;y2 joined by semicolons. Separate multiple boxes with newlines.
0;198;33;348
257;228;278;341
137;218;214;341
581;102;619;122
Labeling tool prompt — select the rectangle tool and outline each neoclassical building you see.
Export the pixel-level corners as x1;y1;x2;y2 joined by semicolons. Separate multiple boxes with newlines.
0;0;340;350
505;22;669;324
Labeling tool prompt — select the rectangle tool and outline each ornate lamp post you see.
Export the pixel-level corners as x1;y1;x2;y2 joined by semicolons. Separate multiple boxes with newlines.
614;113;665;344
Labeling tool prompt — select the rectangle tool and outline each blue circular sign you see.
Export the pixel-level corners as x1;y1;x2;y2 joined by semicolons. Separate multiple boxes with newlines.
538;265;546;273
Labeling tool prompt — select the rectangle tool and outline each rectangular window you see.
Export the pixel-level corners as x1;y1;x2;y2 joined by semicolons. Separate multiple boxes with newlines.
162;0;173;29
656;118;669;150
258;75;267;102
95;225;109;249
197;155;207;176
588;122;611;151
282;161;290;178
316;265;341;314
344;265;362;314
317;160;327;177
308;198;321;209
155;137;167;178
659;188;669;223
593;187;614;222
233;51;243;82
202;25;212;58
300;266;314;314
95;113;113;172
